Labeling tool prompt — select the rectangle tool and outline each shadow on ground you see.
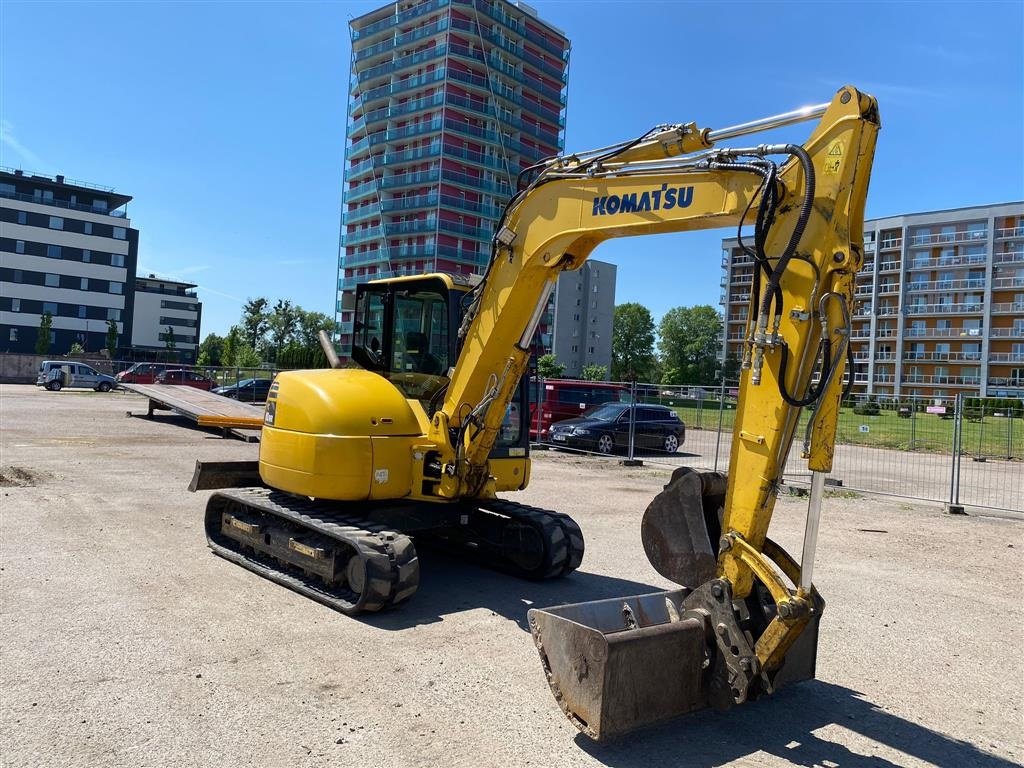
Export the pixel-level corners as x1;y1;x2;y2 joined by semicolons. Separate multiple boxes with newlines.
574;680;1016;768
368;541;662;632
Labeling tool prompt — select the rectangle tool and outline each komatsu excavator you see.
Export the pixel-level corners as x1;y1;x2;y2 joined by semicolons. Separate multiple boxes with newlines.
191;86;878;739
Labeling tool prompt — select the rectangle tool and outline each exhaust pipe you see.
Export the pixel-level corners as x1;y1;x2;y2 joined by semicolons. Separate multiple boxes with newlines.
318;330;342;369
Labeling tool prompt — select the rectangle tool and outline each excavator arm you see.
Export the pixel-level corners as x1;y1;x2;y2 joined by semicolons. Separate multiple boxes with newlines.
426;86;879;738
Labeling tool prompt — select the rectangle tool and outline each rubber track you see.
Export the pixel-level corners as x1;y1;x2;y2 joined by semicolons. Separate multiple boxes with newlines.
472;499;586;579
205;488;419;615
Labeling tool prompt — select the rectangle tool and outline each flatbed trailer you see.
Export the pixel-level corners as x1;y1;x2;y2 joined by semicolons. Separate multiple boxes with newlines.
121;383;264;439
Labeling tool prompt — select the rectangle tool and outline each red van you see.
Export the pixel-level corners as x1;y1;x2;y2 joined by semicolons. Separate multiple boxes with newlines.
116;362;180;384
528;379;633;440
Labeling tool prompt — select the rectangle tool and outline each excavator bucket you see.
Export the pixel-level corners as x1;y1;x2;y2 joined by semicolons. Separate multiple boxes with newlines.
529;469;823;740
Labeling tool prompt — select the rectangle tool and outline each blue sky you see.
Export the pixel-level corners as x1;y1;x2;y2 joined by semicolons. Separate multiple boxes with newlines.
2;1;1022;337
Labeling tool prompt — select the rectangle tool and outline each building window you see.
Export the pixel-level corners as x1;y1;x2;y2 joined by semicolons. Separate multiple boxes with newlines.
92;199;107;212
0;182;13;195
49;216;64;230
8;329;16;342
45;273;60;287
78;305;87;318
15;240;24;253
82;249;91;263
113;227;126;240
107;308;121;321
111;253;125;267
47;244;61;259
43;302;58;315
11;299;20;312
80;278;89;290
84;222;93;235
17;211;27;225
109;281;122;294
12;270;22;282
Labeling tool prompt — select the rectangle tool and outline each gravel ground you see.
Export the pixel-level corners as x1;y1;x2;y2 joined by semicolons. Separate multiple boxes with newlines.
1;384;1021;768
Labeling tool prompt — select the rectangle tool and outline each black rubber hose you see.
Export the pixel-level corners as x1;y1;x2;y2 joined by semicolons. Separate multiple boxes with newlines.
778;337;833;407
759;144;816;325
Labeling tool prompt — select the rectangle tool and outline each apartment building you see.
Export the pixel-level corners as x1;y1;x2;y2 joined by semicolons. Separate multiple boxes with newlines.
720;202;1024;401
0;168;137;355
131;275;202;362
538;260;615;378
337;0;570;353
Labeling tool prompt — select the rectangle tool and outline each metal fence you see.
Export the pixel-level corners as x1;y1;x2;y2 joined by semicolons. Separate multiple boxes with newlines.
531;378;1023;516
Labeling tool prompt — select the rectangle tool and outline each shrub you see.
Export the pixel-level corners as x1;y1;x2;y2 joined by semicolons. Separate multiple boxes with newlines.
853;401;880;416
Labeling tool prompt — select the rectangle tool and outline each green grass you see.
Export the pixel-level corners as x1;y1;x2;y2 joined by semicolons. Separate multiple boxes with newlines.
646;397;1023;459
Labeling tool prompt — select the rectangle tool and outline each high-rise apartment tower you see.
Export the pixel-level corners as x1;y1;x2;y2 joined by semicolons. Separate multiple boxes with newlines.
337;0;570;353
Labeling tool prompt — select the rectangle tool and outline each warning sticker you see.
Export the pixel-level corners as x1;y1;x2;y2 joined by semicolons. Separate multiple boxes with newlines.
828;142;843;156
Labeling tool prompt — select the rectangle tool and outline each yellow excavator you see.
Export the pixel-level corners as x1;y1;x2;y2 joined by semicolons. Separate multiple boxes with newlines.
190;86;879;739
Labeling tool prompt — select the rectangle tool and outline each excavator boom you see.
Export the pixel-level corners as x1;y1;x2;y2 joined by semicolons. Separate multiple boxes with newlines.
419;86;878;739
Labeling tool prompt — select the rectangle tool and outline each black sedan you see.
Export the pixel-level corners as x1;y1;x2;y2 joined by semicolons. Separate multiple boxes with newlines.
213;378;275;403
548;403;685;455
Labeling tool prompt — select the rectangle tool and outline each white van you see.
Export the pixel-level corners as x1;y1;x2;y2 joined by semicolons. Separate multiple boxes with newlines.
36;361;118;392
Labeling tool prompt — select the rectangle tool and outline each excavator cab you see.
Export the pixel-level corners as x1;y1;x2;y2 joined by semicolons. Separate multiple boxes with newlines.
350;273;528;454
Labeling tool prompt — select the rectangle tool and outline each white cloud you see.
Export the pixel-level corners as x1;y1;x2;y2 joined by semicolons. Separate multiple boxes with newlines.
0;120;47;169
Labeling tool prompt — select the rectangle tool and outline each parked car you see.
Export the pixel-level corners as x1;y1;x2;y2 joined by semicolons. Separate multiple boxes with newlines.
528;379;633;440
212;378;274;402
548;402;685;455
155;369;216;390
36;361;117;392
116;362;179;384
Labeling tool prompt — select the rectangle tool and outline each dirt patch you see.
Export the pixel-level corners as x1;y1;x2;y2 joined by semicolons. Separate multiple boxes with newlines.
0;466;50;487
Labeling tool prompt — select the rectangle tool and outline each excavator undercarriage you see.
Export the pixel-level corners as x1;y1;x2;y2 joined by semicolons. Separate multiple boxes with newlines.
195;466;585;615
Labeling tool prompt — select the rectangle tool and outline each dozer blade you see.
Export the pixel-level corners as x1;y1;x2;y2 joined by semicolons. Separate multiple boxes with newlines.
529;468;823;740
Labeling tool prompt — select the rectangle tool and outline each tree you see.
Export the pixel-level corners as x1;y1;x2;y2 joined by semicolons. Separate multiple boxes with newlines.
658;305;723;384
581;364;607;381
197;333;225;367
164;325;176;353
35;312;53;355
105;320;119;358
611;303;656;382
222;326;245;367
69;342;85;355
241;298;270;351
267;299;299;360
536;353;565;379
295;310;337;350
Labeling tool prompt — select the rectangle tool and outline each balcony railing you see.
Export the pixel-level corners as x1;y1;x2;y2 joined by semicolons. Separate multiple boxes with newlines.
381;193;438;212
381;168;441;190
879;239;902;250
0;189;127;218
902;374;982;386
878;283;900;294
992;276;1024;289
904;327;983;338
906;277;986;292
864;241;876;252
357;44;447;84
990;328;1024;338
879;260;901;271
382;145;442;165
874;329;897;337
903;351;983;362
994;250;1024;265
342;205;381;226
995;226;1024;239
905;303;984;315
354;17;450;63
907;253;988;269
989;353;1024;363
342;225;384;246
908;230;988;246
991;301;1024;314
988;377;1024;387
351;0;450;41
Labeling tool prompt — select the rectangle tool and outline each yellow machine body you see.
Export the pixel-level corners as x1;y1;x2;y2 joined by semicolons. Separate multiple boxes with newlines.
259;368;529;501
